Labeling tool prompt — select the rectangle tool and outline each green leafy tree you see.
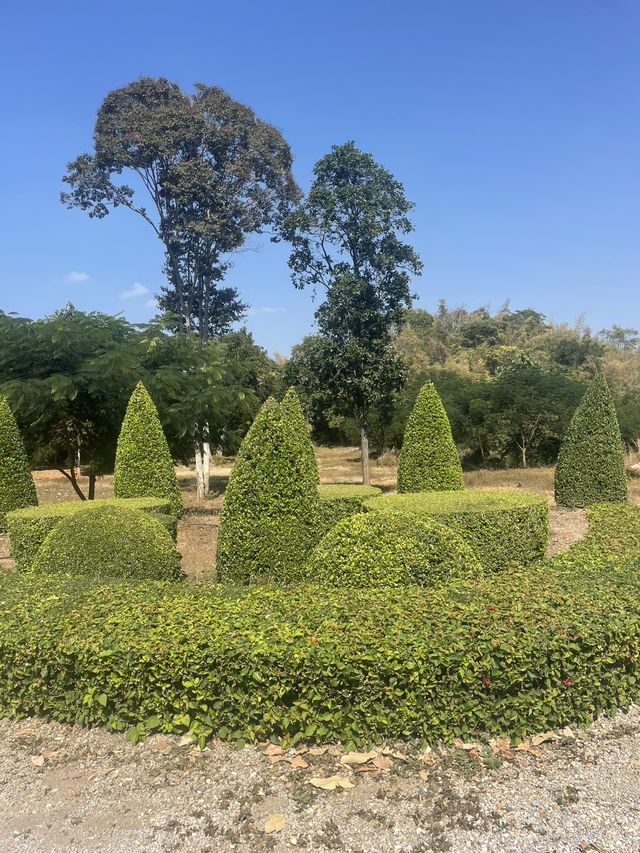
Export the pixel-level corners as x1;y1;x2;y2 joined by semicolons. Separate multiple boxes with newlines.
554;373;627;507
0;396;37;531
216;390;319;583
113;382;183;516
397;380;464;493
283;141;422;484
62;77;300;339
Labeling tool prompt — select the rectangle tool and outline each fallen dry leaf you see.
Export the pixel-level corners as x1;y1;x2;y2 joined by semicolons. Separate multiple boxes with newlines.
30;755;45;767
558;726;576;739
295;747;308;755
178;735;193;747
309;747;328;756
264;813;286;833
289;756;309;769
531;731;558;746
453;739;481;751
41;750;57;760
340;750;377;765
372;756;393;772
269;755;288;765
151;739;168;751
489;737;511;756
308;775;355;790
356;765;378;773
263;744;286;756
515;740;541;757
418;769;430;781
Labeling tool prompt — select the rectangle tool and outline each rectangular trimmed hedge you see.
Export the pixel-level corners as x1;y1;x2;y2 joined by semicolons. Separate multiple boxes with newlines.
6;497;173;570
1;529;639;749
364;490;549;571
316;484;382;538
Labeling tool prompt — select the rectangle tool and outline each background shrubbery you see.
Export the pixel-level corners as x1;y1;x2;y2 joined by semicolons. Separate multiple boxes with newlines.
0;396;37;531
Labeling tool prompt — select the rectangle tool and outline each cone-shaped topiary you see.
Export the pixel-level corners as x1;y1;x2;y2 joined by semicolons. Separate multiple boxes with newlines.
397;381;464;493
0;396;37;531
216;389;320;583
554;373;627;508
113;382;182;517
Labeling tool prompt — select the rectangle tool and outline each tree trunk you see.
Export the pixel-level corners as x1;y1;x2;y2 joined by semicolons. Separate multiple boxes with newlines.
88;470;96;500
195;431;211;501
358;408;370;486
57;466;86;500
520;436;527;469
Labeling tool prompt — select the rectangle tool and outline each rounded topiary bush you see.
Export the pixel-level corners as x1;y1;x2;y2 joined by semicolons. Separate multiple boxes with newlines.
216;389;320;584
305;511;482;587
365;490;549;571
6;496;173;571
397;381;464;493
0;396;37;531
554;373;627;508
31;504;183;580
113;382;182;517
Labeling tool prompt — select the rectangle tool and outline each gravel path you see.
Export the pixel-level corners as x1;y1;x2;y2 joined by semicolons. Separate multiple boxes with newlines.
1;707;639;852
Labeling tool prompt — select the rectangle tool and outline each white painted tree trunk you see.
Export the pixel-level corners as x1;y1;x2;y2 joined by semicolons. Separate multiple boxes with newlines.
195;433;211;501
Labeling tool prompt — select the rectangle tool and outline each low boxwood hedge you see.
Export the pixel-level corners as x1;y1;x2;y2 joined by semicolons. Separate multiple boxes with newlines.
6;497;172;570
364;490;549;572
305;511;482;587
31;504;183;581
0;529;639;749
316;484;381;535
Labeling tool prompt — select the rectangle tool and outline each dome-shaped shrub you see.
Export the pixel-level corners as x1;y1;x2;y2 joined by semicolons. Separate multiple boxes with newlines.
397;381;464;493
216;389;320;584
305;511;482;587
31;504;183;580
0;396;37;531
554;373;627;508
113;382;182;517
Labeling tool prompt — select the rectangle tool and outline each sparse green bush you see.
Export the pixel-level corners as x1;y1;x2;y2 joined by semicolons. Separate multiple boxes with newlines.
6;497;171;570
0;396;37;531
306;511;481;587
554;373;627;508
365;490;549;571
31;504;183;580
397;380;464;493
216;389;320;583
113;382;182;517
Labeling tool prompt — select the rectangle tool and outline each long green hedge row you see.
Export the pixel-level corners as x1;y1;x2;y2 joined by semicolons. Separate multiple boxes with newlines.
0;504;639;748
6;497;173;570
364;490;549;572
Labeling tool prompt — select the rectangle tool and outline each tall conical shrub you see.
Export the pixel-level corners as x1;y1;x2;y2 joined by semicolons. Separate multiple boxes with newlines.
113;382;182;516
554;373;627;508
216;389;320;583
397;380;464;493
0;396;37;531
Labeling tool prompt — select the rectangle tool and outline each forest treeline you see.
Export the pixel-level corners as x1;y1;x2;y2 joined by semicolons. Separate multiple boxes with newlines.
287;301;640;468
2;301;639;480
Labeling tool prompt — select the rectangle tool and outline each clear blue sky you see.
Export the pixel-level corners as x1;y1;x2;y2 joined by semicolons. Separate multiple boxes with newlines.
1;0;638;355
